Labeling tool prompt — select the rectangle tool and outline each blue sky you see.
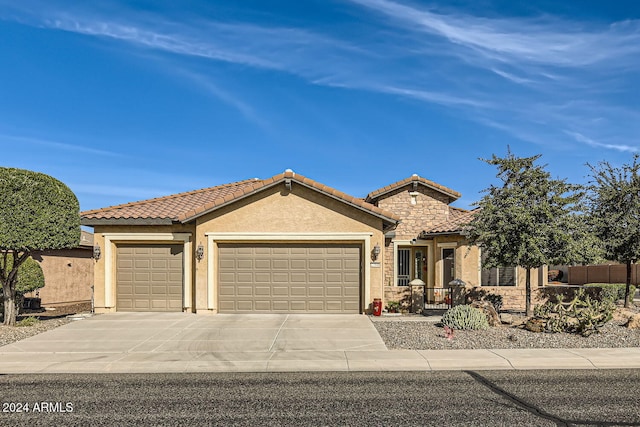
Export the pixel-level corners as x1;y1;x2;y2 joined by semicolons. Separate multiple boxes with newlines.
1;0;639;212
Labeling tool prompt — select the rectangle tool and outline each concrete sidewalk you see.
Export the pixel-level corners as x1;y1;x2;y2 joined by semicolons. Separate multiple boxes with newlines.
0;313;638;373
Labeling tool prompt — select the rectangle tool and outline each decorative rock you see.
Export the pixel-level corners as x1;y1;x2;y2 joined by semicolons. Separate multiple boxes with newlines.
500;313;514;325
624;313;640;329
525;318;546;333
470;300;501;327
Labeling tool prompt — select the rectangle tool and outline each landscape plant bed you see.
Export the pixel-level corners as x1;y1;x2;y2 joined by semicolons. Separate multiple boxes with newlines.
372;307;640;350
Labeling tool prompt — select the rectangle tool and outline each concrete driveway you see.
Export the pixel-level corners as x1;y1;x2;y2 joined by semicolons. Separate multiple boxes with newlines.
0;313;387;373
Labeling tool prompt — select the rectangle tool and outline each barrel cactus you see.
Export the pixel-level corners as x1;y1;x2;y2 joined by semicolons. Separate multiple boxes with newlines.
441;304;489;330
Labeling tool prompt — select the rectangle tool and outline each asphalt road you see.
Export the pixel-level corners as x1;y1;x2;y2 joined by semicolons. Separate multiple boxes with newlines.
0;370;638;426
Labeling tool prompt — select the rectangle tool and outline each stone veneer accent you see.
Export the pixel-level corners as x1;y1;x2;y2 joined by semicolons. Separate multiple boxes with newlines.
376;186;452;240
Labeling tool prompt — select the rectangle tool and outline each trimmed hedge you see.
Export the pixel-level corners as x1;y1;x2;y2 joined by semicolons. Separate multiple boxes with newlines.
584;283;637;302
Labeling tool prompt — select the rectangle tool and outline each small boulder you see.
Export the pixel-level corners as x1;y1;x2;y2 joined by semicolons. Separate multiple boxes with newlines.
470;300;501;327
500;313;514;325
624;313;640;329
525;318;545;333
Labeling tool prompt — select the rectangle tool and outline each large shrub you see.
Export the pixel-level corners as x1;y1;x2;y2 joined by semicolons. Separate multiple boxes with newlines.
442;305;489;330
584;283;637;303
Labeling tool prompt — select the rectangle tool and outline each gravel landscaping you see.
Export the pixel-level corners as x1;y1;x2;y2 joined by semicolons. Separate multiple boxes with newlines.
0;318;73;347
0;303;91;347
372;309;640;350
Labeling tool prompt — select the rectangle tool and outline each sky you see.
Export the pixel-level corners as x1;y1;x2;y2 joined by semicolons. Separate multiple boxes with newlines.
1;0;639;213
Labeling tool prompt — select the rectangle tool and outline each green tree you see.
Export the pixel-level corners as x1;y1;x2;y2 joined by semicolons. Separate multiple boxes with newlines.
0;168;80;326
464;150;583;316
0;254;45;315
586;155;640;308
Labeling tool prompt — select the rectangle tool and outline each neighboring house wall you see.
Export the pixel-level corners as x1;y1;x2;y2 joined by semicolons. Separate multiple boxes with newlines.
27;248;94;306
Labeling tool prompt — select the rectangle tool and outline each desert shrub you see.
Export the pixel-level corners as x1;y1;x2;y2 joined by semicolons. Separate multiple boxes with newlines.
533;289;614;337
16;316;39;327
441;304;489;330
584;283;636;303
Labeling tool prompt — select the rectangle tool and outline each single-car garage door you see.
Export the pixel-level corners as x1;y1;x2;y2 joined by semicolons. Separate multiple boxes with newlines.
116;244;183;312
218;243;361;313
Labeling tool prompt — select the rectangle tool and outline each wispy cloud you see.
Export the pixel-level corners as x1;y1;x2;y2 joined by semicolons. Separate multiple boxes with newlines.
565;131;639;153
173;69;270;130
0;133;121;157
347;0;640;69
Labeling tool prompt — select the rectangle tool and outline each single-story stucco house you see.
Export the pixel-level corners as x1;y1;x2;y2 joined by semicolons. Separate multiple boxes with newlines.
81;170;545;314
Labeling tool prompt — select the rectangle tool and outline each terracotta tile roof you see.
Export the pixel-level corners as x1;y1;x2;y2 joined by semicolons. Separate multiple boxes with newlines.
81;171;400;225
366;174;461;202
81;179;261;223
421;207;478;235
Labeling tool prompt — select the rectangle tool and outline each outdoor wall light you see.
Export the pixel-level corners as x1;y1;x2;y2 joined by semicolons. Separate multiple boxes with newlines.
371;244;381;261
196;243;205;261
93;244;101;261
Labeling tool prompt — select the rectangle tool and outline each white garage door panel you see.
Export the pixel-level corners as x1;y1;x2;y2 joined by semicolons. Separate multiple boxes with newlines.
218;243;361;313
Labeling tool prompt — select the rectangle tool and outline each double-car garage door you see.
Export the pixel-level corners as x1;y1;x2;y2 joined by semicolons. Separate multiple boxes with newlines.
218;243;361;313
115;243;362;313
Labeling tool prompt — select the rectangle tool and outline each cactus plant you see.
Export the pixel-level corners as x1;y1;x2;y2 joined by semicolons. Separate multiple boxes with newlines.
441;304;489;330
532;289;614;337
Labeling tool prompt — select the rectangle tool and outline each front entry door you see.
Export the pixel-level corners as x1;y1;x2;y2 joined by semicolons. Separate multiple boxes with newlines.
442;248;455;286
397;247;427;286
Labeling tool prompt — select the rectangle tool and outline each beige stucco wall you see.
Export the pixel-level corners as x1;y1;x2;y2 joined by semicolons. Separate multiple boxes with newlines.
27;248;94;306
194;184;386;313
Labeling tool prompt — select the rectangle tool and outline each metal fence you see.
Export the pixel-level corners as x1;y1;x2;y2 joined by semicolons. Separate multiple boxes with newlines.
424;287;453;310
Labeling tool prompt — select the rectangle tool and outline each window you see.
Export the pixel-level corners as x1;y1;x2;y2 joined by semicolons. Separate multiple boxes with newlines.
481;251;516;286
